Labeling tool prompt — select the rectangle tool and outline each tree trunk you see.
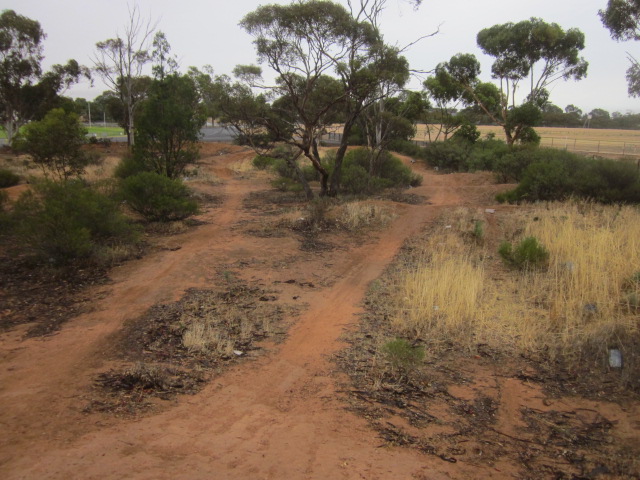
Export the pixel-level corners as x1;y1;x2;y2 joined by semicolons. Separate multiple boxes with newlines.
128;103;135;147
3;120;15;147
503;125;516;146
328;141;349;197
287;151;314;200
328;117;357;197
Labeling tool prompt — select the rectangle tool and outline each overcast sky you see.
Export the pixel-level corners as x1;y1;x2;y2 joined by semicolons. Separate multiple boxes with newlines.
3;0;639;114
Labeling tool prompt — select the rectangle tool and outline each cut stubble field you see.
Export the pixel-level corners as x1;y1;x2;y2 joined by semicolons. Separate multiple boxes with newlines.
0;143;638;479
416;124;640;157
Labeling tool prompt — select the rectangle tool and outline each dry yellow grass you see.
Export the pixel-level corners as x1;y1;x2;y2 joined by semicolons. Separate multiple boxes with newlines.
336;201;396;231
390;203;640;363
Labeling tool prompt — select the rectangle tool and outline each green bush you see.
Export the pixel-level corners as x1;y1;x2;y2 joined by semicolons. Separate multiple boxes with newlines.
381;338;425;375
271;158;298;180
9;180;138;265
252;155;277;170
339;163;371;195
499;236;549;270
472;220;484;243
423;140;470;172
301;164;320;182
451;123;480;144
468;139;512;175
424;137;515;174
387;139;427;160
270;177;303;192
497;152;640;204
14;108;89;180
378;153;422;187
329;148;420;195
0;169;20;188
114;154;149;179
269;147;419;196
494;147;571;184
120;172;199;222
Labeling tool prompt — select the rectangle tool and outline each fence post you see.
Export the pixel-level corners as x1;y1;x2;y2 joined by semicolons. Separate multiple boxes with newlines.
623;143;626;156
598;141;601;154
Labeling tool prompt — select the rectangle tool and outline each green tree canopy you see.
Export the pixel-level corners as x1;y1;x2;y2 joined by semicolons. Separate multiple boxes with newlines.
15;108;89;180
440;18;587;145
0;10;87;145
134;73;205;179
239;0;410;197
600;0;640;97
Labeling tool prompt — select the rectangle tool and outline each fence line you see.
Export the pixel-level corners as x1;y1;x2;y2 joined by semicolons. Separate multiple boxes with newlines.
323;132;640;158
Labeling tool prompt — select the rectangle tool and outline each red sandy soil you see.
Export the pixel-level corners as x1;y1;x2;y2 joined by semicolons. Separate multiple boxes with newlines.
0;144;637;479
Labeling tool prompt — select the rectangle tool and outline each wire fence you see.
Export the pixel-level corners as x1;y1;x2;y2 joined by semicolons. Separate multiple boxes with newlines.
538;137;640;157
323;132;640;158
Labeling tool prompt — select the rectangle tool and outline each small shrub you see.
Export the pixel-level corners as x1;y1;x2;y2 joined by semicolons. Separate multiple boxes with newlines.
120;172;199;222
377;152;422;187
339;201;395;231
340;163;371;194
0;169;20;188
115;362;170;391
271;177;303;192
88;136;112;147
499;236;549;270
9;180;139;265
252;155;277;170
114;154;148;179
327;148;419;195
451;123;480;144
492;145;540;182
271;158;298;180
301;164;320;182
381;338;425;375
388;139;427;160
423;140;470;172
497;151;640;204
14;108;89;180
472;220;484;243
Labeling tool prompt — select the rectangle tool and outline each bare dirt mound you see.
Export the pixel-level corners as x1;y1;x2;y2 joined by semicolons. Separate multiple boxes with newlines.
4;149;633;479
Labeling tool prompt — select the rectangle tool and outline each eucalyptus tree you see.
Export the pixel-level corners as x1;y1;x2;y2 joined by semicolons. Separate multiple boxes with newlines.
134;35;204;179
0;10;88;145
600;0;640;96
240;0;410;196
441;18;588;145
359;91;424;175
93;6;156;147
423;64;471;141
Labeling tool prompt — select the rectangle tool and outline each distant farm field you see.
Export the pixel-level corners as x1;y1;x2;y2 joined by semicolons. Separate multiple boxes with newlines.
415;124;640;158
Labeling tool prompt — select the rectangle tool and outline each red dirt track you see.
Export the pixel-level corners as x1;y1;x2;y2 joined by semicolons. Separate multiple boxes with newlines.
1;144;625;479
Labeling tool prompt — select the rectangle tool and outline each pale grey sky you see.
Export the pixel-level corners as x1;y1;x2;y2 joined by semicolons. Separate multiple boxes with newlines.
3;0;638;114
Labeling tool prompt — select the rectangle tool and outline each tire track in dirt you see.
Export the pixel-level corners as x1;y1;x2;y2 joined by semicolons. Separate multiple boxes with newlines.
1;154;507;479
0;152;257;465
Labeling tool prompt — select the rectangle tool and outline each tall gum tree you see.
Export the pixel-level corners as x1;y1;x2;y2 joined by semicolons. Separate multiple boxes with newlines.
442;18;588;145
240;0;410;197
599;0;640;97
0;10;87;146
93;6;156;147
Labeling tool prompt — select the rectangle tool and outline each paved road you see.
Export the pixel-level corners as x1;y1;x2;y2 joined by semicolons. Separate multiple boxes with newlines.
0;126;238;147
1;125;342;147
98;126;239;144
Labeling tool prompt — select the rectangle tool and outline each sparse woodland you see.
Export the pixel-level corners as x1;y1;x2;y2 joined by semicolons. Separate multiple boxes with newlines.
1;1;639;479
